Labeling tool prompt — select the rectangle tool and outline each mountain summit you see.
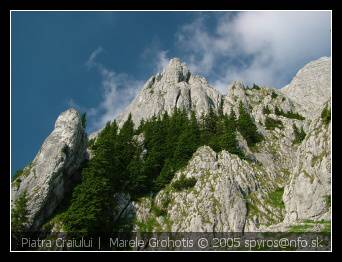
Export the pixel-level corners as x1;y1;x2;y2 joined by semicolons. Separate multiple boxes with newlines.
12;57;331;240
114;56;331;128
115;58;222;127
161;57;191;83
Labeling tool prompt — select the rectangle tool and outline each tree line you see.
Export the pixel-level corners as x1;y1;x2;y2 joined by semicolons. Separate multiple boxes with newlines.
53;103;263;232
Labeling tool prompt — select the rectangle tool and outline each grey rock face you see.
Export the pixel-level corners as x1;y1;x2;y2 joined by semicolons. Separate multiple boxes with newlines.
281;57;331;118
163;147;248;232
283;102;331;223
11;109;88;230
20;56;330;234
129;57;331;232
114;58;222;127
133;146;286;232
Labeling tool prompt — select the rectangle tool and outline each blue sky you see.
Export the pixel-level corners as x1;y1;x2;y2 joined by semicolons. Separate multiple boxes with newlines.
11;11;331;174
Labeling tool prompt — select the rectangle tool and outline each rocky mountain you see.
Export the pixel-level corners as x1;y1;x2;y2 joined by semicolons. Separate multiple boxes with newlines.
133;101;331;233
129;58;331;233
116;58;222;126
89;58;222;138
11;57;331;236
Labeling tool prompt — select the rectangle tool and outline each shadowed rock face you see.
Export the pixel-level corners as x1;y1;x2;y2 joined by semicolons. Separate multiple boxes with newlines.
12;108;88;230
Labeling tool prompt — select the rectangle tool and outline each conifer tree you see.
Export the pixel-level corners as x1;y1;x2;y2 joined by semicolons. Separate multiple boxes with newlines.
237;101;263;147
81;112;87;129
11;191;29;233
60;105;249;232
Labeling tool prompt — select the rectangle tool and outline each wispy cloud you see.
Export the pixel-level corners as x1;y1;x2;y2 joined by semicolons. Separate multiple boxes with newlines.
67;98;82;111
141;39;170;74
72;47;143;132
70;45;172;133
86;46;104;68
155;50;170;73
176;11;331;92
68;12;331;132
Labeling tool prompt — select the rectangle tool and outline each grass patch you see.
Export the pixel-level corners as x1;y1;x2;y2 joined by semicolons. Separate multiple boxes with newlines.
12;163;32;182
289;223;313;232
246;201;260;219
12;163;33;189
136;217;158;232
12;169;24;182
267;188;285;209
289;220;331;233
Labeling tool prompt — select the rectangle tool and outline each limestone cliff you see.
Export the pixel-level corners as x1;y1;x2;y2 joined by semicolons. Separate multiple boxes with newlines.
12;57;331;234
122;57;331;233
281;57;331;118
11;109;88;230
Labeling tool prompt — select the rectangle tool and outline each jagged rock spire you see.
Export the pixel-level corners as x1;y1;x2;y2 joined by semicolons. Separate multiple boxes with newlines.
161;58;191;83
114;57;222;127
11;108;88;230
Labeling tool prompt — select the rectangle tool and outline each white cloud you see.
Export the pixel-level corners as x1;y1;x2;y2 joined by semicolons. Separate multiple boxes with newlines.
176;11;331;92
67;98;79;110
141;43;170;74
71;46;172;132
93;65;143;130
69;12;331;131
156;50;170;73
80;47;143;132
86;46;104;68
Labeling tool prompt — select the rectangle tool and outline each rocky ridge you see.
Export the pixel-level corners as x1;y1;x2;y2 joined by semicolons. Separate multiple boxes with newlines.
12;57;331;234
132;100;331;233
119;57;331;233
